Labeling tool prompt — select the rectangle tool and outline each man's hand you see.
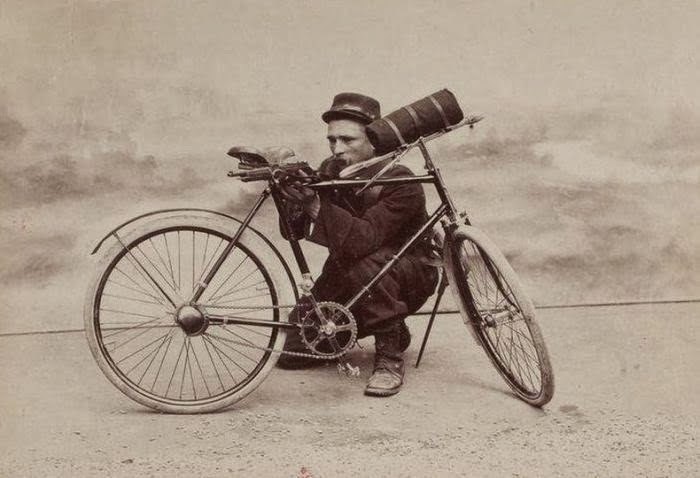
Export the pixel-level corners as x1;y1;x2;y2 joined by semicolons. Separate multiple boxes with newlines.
279;169;321;219
318;156;347;180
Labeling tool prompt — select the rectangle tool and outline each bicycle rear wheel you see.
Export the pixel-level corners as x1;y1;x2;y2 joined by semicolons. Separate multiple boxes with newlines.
85;214;294;413
443;225;554;407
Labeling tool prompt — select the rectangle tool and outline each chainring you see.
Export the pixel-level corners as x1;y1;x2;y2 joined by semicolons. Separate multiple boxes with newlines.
299;301;357;357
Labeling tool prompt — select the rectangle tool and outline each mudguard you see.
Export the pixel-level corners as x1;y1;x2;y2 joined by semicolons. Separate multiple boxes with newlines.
90;207;298;300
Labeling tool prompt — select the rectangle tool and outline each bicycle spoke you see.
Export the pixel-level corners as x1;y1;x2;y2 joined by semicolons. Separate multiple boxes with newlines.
513;331;539;390
202;335;240;381
177;231;182;290
209;279;267;298
117;331;172;367
507;326;541;375
148;237;178;291
190;339;213;396
234;323;275;338
136;243;178;297
200;233;210;278
100;307;166;321
162;233;177;290
213;291;272;305
113;267;168;307
492;320;537;392
102;292;167;307
204;254;248;302
208;268;262;305
218;323;273;346
179;338;191;399
150;334;174;392
106;317;171;353
206;332;261;367
195;238;226;294
202;335;227;392
118;240;177;308
507;330;532;390
501;321;537;353
101;313;167;338
165;338;187;398
137;330;174;385
187;342;197;400
206;259;258;304
191;231;195;293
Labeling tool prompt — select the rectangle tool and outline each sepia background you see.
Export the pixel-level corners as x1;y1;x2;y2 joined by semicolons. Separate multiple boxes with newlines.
2;1;698;334
1;1;698;476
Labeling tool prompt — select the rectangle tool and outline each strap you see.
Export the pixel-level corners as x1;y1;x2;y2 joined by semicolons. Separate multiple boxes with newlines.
404;105;420;126
428;95;450;128
383;117;407;146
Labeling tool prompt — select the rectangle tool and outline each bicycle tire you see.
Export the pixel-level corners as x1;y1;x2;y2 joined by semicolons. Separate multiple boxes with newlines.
443;225;554;407
84;214;295;413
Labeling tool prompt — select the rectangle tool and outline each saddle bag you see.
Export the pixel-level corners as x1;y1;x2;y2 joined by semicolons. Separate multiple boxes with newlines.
365;89;464;155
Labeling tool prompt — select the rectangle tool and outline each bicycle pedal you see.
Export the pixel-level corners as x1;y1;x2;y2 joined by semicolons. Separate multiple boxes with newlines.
337;361;360;378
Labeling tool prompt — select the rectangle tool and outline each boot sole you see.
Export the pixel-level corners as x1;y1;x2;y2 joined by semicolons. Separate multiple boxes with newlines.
364;386;401;397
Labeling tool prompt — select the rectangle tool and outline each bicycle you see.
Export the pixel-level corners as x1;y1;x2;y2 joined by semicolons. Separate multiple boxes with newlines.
85;116;554;413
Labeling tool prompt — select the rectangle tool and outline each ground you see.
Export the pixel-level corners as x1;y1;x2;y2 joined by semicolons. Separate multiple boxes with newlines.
0;303;697;477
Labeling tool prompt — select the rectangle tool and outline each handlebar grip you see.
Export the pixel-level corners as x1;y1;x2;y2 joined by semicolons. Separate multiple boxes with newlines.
229;161;313;182
239;168;272;182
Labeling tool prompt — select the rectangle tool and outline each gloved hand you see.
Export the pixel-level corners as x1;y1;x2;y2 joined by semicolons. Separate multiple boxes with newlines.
318;156;348;180
279;169;321;219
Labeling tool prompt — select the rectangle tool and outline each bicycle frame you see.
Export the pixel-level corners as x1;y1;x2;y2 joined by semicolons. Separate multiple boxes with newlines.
199;126;474;331
85;111;555;410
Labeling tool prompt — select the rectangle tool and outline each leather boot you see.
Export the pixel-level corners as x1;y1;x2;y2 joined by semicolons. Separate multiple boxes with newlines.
364;325;405;396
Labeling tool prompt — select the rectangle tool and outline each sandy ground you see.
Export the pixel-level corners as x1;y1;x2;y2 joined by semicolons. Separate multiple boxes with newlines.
0;302;698;477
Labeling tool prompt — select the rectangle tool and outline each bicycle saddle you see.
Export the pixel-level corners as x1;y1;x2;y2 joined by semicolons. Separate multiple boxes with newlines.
227;146;295;167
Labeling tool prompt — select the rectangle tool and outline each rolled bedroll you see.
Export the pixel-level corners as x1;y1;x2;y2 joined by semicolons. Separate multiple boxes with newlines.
366;89;464;155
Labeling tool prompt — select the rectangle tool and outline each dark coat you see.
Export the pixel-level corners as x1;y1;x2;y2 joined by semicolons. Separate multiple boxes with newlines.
304;158;439;337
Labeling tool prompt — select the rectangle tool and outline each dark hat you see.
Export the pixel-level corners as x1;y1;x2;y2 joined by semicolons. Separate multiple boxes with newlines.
321;92;380;124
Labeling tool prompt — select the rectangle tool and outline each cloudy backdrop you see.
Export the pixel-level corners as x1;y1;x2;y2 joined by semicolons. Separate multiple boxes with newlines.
1;0;698;333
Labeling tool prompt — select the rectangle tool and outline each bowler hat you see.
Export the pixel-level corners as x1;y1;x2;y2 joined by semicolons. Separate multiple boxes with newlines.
322;92;380;124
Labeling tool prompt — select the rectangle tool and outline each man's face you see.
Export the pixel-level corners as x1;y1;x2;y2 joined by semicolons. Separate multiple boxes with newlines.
326;119;375;166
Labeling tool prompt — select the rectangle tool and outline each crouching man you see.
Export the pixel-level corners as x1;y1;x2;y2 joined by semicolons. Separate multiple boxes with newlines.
277;92;438;396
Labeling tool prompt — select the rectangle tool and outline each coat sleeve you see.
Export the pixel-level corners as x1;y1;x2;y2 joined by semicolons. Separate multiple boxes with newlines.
307;179;425;259
278;199;310;241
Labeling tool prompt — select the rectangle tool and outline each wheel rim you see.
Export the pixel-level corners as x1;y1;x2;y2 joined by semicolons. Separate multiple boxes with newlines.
93;226;278;408
454;240;546;400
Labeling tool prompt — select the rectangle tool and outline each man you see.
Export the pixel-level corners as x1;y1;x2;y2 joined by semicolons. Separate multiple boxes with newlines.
277;92;439;396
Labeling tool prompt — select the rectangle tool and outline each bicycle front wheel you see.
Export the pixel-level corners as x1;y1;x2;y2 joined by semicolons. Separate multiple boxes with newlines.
443;225;554;407
84;214;294;413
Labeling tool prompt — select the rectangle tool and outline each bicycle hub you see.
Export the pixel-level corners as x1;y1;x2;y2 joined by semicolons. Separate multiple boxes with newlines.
175;305;209;336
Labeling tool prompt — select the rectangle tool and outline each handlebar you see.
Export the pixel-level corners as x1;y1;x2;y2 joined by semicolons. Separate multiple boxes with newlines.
227;168;273;182
227;161;315;183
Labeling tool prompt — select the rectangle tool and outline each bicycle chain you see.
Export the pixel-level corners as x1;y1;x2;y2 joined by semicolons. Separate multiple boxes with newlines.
212;332;347;360
203;304;297;310
203;302;354;361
